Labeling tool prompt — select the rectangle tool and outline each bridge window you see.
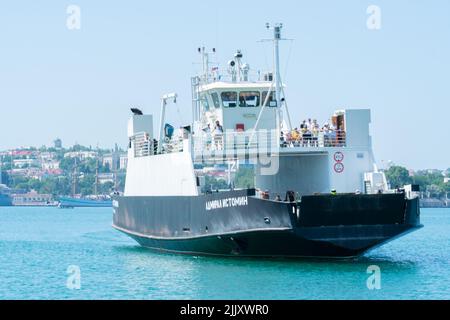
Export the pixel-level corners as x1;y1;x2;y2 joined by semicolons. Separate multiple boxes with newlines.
200;95;210;111
239;91;260;107
211;92;221;108
221;91;237;108
262;91;277;107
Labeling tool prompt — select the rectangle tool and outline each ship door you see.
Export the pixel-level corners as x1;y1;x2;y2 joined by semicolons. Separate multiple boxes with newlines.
332;114;346;146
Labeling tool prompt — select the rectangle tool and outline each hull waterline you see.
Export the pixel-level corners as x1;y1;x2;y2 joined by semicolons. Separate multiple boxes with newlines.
113;189;422;259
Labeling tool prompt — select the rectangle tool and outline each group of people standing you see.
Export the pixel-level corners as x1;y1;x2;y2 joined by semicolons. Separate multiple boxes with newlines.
281;118;344;147
200;117;344;150
203;120;224;150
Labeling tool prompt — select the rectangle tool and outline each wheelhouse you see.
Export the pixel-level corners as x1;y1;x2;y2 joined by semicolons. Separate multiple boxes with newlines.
197;82;279;133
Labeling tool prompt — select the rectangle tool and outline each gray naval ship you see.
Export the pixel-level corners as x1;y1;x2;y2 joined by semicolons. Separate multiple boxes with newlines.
0;187;13;207
113;24;422;258
0;164;13;207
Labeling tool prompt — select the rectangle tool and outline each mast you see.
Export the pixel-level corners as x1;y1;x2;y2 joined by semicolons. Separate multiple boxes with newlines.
94;158;99;196
265;23;293;131
273;23;282;115
113;144;119;193
71;157;78;196
199;47;209;83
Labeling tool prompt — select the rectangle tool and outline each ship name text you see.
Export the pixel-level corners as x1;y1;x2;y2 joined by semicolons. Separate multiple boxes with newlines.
205;196;248;211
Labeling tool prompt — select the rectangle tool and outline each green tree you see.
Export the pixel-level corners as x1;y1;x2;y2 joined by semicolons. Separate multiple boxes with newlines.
385;166;412;188
204;176;228;192
99;181;114;194
412;171;447;197
59;157;76;172
78;175;95;196
79;158;97;175
234;167;255;189
12;176;30;190
28;179;43;191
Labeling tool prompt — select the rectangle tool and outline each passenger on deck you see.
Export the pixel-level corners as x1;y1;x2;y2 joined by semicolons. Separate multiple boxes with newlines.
322;123;331;147
291;128;300;146
300;120;307;130
285;190;295;202
203;124;212;150
311;119;319;147
301;125;311;147
280;131;288;147
277;117;345;148
213;120;224;150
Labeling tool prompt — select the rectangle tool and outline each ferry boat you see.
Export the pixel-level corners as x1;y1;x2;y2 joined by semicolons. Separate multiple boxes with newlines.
112;24;422;258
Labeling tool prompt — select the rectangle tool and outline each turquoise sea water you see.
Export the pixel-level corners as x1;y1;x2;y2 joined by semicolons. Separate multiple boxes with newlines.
0;207;449;300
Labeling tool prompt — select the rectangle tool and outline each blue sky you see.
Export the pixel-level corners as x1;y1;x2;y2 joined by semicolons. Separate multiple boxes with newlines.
0;0;449;170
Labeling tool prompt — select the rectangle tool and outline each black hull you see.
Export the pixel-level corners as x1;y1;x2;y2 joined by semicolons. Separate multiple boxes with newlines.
113;190;422;258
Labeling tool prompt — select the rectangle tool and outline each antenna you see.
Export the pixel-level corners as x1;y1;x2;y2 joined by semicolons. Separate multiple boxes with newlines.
234;50;243;81
198;47;220;83
199;47;208;82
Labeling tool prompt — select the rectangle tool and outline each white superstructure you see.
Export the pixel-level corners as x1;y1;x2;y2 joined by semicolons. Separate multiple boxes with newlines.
124;24;389;198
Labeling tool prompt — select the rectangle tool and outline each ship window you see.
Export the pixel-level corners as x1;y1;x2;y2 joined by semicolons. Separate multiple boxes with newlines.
239;91;260;107
200;95;210;111
211;92;221;109
221;91;237;108
261;91;277;107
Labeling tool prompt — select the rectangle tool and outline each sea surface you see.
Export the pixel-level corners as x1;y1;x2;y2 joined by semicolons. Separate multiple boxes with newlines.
0;206;449;300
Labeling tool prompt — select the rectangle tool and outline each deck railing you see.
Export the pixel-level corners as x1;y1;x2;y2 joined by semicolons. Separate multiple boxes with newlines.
193;129;346;157
133;129;346;159
281;130;346;148
132;132;184;158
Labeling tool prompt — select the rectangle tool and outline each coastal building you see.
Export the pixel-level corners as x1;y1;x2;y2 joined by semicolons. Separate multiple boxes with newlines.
420;197;445;208
98;173;115;184
13;191;53;206
39;152;56;161
102;153;127;171
64;151;98;160
119;154;128;170
11;150;34;157
41;160;60;170
54;138;63;150
102;154;115;170
13;158;39;168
